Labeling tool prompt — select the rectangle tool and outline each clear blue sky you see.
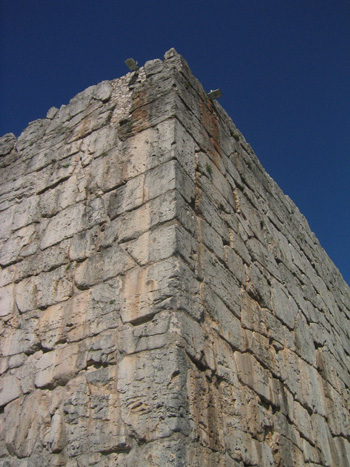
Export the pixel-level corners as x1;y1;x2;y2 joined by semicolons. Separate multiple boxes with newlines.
1;0;349;285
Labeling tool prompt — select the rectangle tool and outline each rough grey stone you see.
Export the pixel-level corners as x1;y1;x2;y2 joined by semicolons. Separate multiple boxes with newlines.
0;133;16;157
0;48;349;467
93;81;113;102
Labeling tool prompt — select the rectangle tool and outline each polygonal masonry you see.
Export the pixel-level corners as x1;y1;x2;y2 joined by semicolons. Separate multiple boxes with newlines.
0;49;349;466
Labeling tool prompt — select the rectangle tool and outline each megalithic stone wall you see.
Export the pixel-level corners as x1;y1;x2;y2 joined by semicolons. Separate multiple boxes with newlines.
0;48;349;466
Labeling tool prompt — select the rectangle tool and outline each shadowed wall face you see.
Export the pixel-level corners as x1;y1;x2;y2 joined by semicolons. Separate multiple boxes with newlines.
0;49;349;466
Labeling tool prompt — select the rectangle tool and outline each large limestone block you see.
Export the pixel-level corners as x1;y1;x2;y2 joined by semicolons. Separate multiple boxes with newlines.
39;173;87;218
200;246;241;316
69;226;99;261
271;279;299;329
197;190;231;245
1;318;38;357
0;374;21;407
35;343;85;389
0;206;14;242
11;196;40;231
124;223;184;267
14;276;37;313
108;189;178;243
121;259;176;325
40;203;85;249
0;284;15;317
36;265;73;308
39;302;66;350
40;198;106;250
90;149;123;192
186;362;225;452
62;369;130;459
4;391;51;458
119;310;171;355
0;224;36;267
39;280;121;348
48;410;66;454
107;172;145;218
0;133;16;156
117;347;189;442
16;239;70;282
234;352;279;407
74;245;134;289
201;284;243;350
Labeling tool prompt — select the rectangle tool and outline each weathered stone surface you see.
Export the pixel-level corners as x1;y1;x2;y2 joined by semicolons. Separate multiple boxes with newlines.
0;133;16;157
121;257;181;324
0;374;21;407
0;284;15;317
118;347;189;442
0;224;36;267
0;48;349;466
74;245;134;289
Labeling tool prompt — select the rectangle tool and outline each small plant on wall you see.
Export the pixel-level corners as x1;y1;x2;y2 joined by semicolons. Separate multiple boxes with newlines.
206;162;213;177
231;130;240;141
